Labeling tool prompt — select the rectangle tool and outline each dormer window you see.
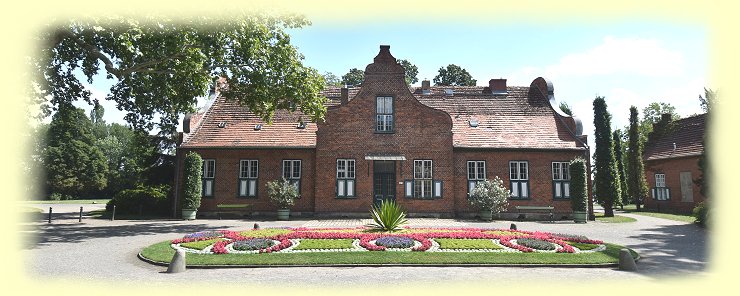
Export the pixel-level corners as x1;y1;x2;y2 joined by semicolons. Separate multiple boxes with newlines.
376;96;394;132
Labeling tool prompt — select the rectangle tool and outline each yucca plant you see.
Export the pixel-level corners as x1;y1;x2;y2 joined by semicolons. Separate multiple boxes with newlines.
366;199;408;232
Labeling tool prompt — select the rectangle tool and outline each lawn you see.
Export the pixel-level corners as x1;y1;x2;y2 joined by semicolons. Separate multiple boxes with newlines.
140;227;637;266
620;204;696;223
594;213;637;223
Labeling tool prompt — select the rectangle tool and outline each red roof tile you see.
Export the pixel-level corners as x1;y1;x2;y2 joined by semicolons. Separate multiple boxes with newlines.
644;114;706;161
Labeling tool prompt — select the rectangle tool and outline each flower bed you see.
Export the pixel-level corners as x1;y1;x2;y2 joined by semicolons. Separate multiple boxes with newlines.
167;227;606;255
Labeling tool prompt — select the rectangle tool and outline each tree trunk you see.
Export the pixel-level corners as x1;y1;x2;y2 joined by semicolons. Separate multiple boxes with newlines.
603;202;615;217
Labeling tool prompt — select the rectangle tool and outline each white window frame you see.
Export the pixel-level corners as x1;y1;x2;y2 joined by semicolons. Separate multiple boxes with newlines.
336;159;356;198
509;161;529;199
238;160;258;198
376;96;394;132
467;160;486;196
653;173;670;200
282;160;302;194
413;160;433;199
552;162;570;199
202;159;215;197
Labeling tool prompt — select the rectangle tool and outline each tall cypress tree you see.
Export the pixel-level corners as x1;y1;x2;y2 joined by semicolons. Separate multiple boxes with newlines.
613;130;628;210
592;97;621;217
627;106;648;211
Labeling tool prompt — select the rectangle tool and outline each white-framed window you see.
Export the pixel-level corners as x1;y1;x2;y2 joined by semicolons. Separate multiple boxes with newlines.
202;159;215;197
552;162;570;199
238;160;258;198
336;159;356;198
376;96;394;132
509;161;529;199
467;161;486;196
413;160;433;198
652;173;670;200
282;160;302;194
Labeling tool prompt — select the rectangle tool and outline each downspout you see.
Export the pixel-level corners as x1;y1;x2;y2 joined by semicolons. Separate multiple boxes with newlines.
172;149;181;218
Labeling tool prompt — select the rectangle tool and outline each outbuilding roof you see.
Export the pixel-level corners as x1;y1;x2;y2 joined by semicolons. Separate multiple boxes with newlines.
643;114;706;161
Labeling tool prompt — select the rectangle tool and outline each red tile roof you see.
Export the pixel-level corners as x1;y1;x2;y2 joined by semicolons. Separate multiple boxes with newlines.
180;85;586;150
643;114;706;161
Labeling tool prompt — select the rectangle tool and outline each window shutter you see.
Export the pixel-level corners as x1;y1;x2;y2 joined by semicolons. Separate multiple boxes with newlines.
405;180;413;198
434;180;443;198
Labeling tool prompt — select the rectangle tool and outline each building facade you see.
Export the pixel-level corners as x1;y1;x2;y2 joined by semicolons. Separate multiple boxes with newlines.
174;45;591;219
643;114;707;213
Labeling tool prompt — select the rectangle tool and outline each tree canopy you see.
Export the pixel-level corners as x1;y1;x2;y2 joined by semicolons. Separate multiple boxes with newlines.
592;96;621;217
397;59;419;85
322;72;342;87
31;14;327;135
341;68;364;86
626;106;648;210
559;101;573;116
433;64;477;86
699;88;717;113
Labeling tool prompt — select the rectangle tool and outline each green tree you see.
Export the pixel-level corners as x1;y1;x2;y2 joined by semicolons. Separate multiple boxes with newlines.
613;129;628;209
699;88;718;113
569;158;588;212
627;106;648;211
696;88;716;198
44;103;108;199
32;14;326;134
559;101;573;116
639;102;680;143
341;68;364;86
433;64;477;86
182;152;203;210
592;96;621;217
398;59;419;85
322;72;342;87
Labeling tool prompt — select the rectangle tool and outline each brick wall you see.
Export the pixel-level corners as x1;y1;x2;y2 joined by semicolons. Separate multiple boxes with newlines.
644;155;705;213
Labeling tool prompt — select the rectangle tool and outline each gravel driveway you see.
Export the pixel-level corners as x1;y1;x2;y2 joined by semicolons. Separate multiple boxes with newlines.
19;204;708;287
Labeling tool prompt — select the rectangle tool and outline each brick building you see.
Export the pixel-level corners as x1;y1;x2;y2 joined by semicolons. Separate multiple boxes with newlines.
643;113;707;213
174;45;592;219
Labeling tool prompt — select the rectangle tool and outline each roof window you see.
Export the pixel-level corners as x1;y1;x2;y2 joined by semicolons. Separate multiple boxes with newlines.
297;120;306;129
469;119;479;128
254;124;262;131
218;122;226;128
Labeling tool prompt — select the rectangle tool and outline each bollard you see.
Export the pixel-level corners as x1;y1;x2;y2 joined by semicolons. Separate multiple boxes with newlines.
79;206;83;223
510;223;517;230
618;249;637;271
166;249;187;273
111;205;116;221
253;223;260;230
48;207;52;223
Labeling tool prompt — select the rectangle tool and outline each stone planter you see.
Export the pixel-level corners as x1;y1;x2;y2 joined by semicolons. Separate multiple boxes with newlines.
277;209;291;220
181;209;197;220
573;211;588;223
479;210;493;221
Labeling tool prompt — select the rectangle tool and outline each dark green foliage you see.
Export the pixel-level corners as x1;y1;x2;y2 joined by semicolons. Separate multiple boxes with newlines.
692;202;709;227
696;88;715;198
627;106;648;210
44;103;108;199
398;59;419;85
105;184;170;215
559;101;573;116
516;238;557;251
182;152;203;210
640;102;680;144
569;158;588;212
552;233;589;241
322;72;342;87
592;97;621;217
233;238;275;251
613;130;628;207
367;199;408;232
32;14;326;133
433;64;477;86
341;68;364;86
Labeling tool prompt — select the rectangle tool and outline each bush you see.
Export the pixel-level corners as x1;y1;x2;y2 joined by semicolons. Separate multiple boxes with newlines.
267;178;299;209
106;184;170;215
366;199;408;232
692;202;709;227
468;176;510;214
569;158;588;212
183;152;203;210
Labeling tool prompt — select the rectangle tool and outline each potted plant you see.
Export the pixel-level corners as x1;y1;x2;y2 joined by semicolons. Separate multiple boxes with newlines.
182;152;203;220
267;178;299;220
468;176;510;221
570;157;588;223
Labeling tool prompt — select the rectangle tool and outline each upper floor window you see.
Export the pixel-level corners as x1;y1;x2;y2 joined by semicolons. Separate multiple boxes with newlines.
282;160;302;194
552;162;570;199
202;159;215;197
336;159;356;198
238;160;258;198
467;161;486;195
376;96;394;132
509;161;529;199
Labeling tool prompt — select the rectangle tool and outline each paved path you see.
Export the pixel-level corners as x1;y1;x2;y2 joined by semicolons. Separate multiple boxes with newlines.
19;204;708;287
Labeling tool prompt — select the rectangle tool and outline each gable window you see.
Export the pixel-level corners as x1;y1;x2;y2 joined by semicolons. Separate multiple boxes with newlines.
467;161;486;196
336;159;356;198
202;159;215;197
652;173;670;200
552;162;570;199
509;161;529;199
376;96;394;132
282;160;302;194
238;160;258;198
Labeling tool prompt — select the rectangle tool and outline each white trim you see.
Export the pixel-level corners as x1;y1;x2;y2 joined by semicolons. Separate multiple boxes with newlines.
364;155;406;161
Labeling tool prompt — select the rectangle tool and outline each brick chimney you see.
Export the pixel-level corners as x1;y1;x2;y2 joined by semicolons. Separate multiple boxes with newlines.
489;79;507;94
421;80;431;95
340;87;349;105
661;113;672;122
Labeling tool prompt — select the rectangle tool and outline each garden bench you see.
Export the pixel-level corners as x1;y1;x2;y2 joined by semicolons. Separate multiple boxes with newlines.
216;204;251;220
514;206;554;221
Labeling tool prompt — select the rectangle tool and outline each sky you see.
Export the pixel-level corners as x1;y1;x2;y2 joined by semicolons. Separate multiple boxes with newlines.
77;19;708;151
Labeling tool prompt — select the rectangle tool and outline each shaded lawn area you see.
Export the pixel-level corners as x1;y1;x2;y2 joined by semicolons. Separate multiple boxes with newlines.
619;204;696;223
594;213;636;223
141;241;637;266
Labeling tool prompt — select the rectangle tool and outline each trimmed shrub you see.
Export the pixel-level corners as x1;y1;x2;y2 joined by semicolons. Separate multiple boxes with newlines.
692;202;709;227
183;152;203;210
376;236;415;248
569;158;588;212
233;238;275;251
552;233;589;241
516;238;557;251
105;184;170;215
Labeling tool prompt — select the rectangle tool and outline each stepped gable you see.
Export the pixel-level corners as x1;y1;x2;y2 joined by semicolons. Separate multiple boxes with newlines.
644;114;706;161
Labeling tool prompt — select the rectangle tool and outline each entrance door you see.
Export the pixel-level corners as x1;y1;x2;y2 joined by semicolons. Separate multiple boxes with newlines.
373;161;396;208
680;171;694;202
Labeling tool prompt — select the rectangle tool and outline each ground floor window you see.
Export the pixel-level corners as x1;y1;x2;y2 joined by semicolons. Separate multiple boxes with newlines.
509;161;529;199
336;159;356;198
202;159;215;197
238;160;258;198
467;160;486;196
552;162;570;199
283;160;302;194
652;173;670;200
